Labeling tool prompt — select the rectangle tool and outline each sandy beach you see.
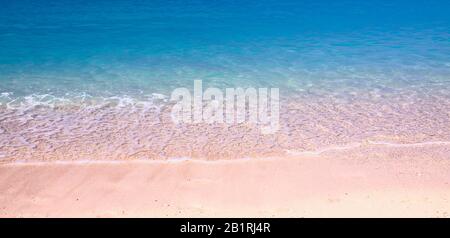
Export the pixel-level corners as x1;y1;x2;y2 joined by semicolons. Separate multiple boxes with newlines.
1;143;449;218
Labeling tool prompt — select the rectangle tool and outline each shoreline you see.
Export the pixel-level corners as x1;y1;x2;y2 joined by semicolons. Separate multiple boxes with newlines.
2;139;450;164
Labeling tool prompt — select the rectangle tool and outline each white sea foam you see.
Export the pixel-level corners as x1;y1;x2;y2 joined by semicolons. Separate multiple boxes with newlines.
0;93;167;112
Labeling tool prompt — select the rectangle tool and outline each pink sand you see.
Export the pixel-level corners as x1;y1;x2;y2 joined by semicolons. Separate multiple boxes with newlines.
1;144;450;217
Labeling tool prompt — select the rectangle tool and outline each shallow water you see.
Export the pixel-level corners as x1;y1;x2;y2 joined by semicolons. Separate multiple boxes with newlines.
1;0;450;161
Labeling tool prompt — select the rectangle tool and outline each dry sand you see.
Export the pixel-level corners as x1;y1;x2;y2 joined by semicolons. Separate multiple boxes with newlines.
1;144;450;217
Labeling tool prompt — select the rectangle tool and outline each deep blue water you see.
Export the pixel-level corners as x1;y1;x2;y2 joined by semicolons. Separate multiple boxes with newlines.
0;0;449;103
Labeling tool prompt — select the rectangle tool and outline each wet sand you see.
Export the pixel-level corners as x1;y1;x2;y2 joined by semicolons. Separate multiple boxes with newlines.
1;144;449;217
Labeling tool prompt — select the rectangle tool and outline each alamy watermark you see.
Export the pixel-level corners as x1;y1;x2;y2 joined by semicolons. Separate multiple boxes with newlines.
170;80;279;134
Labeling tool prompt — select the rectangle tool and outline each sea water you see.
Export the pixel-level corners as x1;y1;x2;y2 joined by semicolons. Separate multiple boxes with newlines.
1;0;449;161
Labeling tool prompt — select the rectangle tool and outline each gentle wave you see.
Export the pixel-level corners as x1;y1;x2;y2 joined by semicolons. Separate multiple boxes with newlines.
0;92;168;111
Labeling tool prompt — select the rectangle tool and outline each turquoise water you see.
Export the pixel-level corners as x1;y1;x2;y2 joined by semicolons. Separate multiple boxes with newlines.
1;0;449;102
1;0;450;161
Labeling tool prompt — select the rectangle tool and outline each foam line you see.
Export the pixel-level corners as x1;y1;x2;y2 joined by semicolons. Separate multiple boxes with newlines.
286;140;450;156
